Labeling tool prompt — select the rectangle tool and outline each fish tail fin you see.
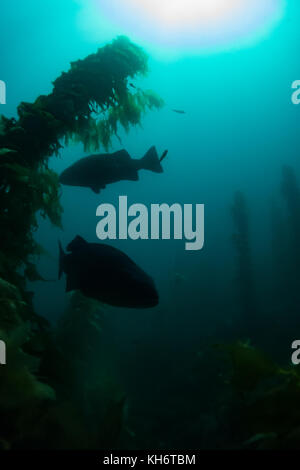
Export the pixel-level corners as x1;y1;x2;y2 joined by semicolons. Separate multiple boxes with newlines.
139;146;163;174
58;240;65;280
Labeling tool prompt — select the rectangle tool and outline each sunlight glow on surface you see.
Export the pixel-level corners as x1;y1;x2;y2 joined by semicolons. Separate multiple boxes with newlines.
126;0;241;30
77;0;286;56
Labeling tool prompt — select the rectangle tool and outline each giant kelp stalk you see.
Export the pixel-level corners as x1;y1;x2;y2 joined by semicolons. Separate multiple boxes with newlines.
281;165;300;309
270;202;290;309
0;36;163;449
231;191;256;331
0;36;163;293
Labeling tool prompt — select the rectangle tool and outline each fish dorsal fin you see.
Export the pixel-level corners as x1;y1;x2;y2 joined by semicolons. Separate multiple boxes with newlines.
112;149;131;161
66;235;88;253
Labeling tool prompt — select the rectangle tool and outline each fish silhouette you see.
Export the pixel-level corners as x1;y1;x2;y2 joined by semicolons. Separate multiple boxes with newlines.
59;236;159;308
59;146;163;194
172;109;186;114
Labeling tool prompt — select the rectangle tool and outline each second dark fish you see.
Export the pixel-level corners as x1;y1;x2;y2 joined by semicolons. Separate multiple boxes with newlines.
59;236;159;308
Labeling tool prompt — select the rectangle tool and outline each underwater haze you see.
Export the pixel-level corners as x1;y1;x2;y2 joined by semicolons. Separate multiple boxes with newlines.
2;0;300;451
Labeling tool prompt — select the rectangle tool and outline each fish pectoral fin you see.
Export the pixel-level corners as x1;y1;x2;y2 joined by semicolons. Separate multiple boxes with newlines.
90;186;101;194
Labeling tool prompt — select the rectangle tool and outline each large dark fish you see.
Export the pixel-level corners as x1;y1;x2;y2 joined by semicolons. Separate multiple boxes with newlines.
59;236;159;308
59;146;163;194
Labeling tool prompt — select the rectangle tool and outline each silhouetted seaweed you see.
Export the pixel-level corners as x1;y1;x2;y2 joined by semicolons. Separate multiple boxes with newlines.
217;340;300;449
0;37;162;449
231;191;256;329
280;165;300;309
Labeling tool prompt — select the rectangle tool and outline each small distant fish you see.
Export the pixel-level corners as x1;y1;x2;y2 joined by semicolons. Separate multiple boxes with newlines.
59;146;163;194
129;83;136;89
172;109;186;114
59;236;159;308
160;150;168;163
174;272;186;285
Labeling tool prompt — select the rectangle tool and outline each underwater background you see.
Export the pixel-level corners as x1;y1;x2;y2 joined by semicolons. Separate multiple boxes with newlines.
1;0;300;450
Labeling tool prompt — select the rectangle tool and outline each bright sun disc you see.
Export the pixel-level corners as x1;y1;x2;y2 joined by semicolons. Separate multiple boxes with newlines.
79;0;286;55
126;0;242;30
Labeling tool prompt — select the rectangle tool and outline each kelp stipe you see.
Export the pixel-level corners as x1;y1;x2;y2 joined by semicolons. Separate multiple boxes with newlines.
231;191;257;332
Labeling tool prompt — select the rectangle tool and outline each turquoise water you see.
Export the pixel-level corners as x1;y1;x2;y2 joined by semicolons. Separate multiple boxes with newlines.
2;0;300;450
